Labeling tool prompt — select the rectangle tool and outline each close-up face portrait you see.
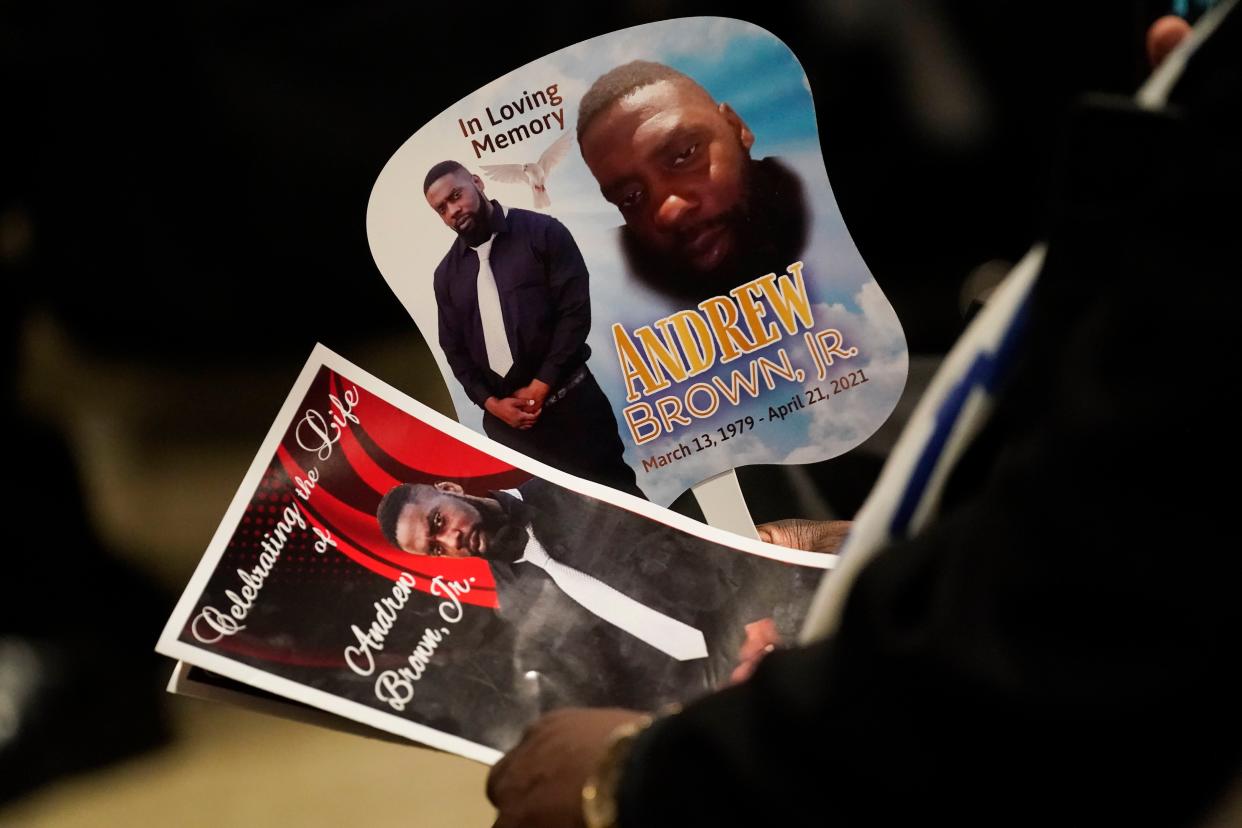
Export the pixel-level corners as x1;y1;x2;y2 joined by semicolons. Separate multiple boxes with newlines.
395;486;489;558
579;77;755;276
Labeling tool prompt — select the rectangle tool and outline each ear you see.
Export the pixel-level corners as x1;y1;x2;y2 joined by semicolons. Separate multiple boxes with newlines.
718;103;755;152
472;174;486;193
434;481;465;495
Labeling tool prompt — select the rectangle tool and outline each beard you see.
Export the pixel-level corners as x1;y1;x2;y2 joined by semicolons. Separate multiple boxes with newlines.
621;158;807;305
481;516;529;564
475;495;531;564
455;192;495;248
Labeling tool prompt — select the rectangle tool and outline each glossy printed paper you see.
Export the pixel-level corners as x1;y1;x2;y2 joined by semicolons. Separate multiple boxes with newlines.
368;18;907;505
156;345;834;763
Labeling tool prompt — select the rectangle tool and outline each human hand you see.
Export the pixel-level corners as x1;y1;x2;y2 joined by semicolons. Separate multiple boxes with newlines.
512;379;552;414
1147;15;1192;69
730;617;780;685
756;519;852;554
486;396;540;429
487;707;648;828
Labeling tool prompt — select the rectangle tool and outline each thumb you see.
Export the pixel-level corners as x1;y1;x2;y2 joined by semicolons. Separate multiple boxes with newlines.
1147;15;1192;69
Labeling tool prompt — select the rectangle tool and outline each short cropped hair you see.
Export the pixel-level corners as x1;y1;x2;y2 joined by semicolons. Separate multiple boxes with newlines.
576;60;700;140
377;483;433;548
423;160;469;194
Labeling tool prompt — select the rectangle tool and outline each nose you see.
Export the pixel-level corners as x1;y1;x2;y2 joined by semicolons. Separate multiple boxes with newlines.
439;526;467;555
654;193;694;231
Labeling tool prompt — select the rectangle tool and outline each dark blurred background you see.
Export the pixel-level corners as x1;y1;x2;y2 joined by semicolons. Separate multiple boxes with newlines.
0;2;1176;823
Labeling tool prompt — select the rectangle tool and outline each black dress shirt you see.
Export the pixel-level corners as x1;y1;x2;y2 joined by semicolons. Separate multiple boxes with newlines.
432;203;592;407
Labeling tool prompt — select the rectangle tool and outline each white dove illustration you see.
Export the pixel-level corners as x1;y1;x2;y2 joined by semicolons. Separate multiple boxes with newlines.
481;132;574;209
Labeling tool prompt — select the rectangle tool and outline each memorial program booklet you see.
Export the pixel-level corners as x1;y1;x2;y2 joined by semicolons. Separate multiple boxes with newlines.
156;345;835;764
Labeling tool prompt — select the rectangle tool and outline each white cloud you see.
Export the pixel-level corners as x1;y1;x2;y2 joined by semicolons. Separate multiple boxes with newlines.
783;286;908;464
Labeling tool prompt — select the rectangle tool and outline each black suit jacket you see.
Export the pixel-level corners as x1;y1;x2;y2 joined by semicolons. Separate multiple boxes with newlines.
487;479;818;715
432;204;592;406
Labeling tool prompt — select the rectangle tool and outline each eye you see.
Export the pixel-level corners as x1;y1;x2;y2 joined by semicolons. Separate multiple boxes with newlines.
619;187;645;211
671;143;698;168
425;510;446;555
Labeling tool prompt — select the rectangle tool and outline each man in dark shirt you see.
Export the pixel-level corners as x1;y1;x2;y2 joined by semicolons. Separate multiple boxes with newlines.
577;61;807;305
425;161;642;497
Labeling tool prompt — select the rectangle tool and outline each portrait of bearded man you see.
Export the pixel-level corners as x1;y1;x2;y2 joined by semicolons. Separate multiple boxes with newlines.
424;161;642;497
577;60;808;305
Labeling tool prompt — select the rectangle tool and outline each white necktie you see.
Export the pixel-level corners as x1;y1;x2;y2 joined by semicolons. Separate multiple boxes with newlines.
519;526;709;662
474;235;513;377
